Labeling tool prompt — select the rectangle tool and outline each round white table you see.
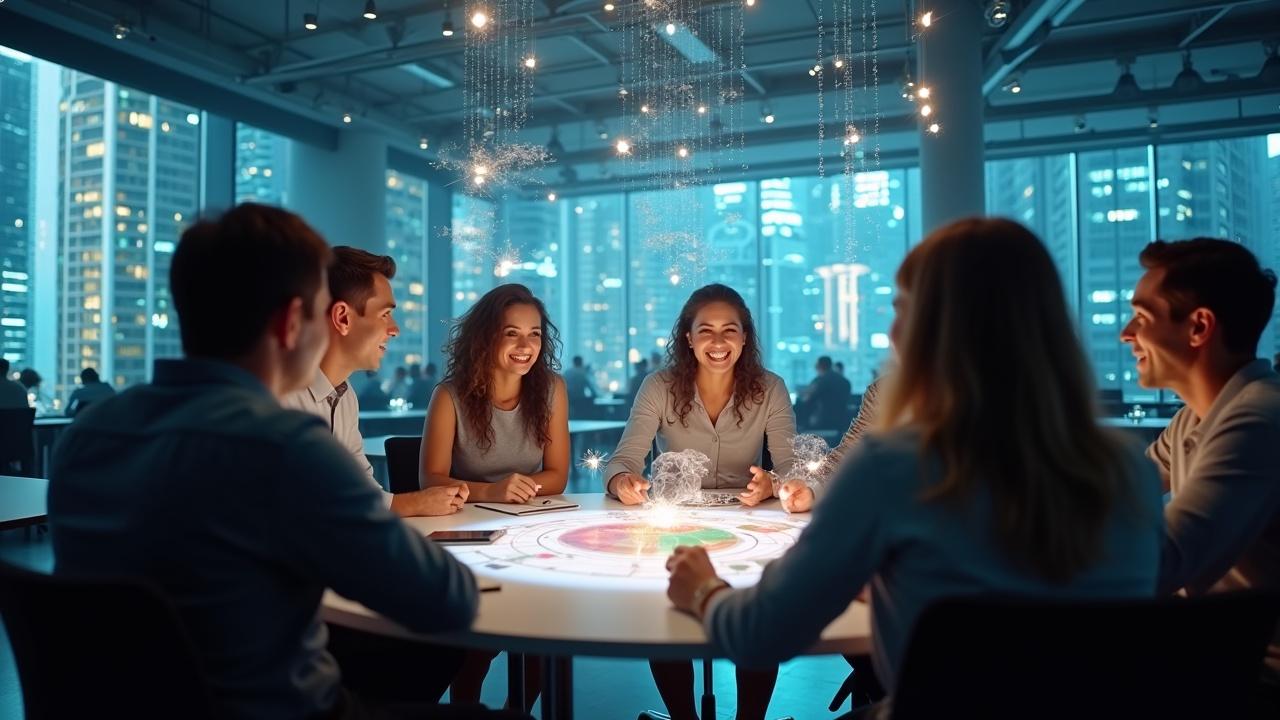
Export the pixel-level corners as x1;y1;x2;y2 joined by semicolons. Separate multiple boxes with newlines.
322;494;871;719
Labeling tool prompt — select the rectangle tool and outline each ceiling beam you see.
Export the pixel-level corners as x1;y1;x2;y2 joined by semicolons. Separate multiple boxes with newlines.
244;0;745;86
1179;6;1235;48
982;0;1085;96
529;70;1279;169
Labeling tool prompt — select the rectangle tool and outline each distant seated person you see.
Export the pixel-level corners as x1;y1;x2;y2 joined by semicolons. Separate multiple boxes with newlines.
564;355;598;416
667;219;1163;713
47;203;521;720
0;358;29;409
18;367;48;413
1120;238;1280;711
795;355;852;429
406;362;435;410
383;365;410;402
65;367;115;417
281;246;467;518
358;369;392;409
627;358;650;403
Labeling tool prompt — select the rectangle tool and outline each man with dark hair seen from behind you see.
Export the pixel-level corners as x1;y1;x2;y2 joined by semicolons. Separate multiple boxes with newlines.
0;358;28;409
281;247;468;518
65;367;115;417
48;204;524;720
1121;237;1280;717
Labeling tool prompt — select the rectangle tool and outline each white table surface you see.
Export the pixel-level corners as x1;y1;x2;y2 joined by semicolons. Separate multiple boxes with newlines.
363;421;628;459
322;493;871;660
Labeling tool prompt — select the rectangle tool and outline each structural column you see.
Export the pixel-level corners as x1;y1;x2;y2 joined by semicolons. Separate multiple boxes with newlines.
287;130;388;253
918;0;986;233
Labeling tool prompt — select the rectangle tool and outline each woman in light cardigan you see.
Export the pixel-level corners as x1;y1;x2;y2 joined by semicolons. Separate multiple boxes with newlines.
604;283;796;720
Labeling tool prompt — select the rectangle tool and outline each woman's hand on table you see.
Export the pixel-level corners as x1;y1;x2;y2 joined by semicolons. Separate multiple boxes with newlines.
666;545;726;618
489;473;540;503
738;465;775;506
777;479;814;514
608;472;650;505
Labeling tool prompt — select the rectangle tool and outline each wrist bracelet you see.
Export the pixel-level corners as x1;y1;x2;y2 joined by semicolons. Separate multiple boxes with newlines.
691;576;730;619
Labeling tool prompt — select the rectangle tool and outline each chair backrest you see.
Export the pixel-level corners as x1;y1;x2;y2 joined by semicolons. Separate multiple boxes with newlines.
0;561;215;719
384;435;423;494
0;407;36;473
890;592;1280;719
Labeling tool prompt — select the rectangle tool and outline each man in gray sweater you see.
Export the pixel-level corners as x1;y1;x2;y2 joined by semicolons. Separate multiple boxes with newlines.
1121;238;1280;712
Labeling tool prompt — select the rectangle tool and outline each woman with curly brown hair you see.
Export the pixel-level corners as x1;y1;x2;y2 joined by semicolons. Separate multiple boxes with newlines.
421;283;570;707
603;283;797;720
421;283;570;504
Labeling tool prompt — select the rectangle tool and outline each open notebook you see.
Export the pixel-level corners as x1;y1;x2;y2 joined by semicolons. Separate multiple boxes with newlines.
474;497;580;516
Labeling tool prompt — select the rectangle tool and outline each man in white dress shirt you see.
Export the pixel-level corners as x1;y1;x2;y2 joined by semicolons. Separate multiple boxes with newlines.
282;246;468;517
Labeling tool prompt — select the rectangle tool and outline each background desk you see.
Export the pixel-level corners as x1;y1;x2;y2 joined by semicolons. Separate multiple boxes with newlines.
0;475;48;531
322;494;870;719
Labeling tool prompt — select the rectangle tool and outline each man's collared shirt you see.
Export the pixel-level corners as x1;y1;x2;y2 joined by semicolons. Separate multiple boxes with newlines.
48;358;477;719
282;368;391;509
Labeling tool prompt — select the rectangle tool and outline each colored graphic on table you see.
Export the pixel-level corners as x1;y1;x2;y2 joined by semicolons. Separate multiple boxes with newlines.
445;509;806;585
559;522;740;555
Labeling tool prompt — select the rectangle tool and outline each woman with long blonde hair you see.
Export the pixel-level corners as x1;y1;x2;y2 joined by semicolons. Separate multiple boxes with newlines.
666;218;1163;705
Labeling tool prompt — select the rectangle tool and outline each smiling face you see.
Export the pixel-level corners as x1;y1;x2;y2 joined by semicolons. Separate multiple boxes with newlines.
343;273;399;372
494;303;543;376
1120;267;1196;390
686;300;744;376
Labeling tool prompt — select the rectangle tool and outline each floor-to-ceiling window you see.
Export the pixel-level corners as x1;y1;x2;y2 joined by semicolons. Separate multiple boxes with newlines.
0;45;205;409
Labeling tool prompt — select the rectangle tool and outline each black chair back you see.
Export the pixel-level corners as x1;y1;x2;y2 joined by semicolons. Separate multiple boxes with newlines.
384;435;423;494
0;407;36;476
0;561;215;719
887;592;1280;720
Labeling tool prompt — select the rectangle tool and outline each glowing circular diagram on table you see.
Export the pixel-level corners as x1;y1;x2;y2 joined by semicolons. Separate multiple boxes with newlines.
446;509;807;588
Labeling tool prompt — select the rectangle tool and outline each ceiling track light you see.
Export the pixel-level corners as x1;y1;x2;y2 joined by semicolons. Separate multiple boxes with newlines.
1173;51;1204;92
604;2;616;11
985;0;1011;28
1073;115;1087;133
761;105;775;124
1000;77;1020;94
1113;59;1140;99
418;136;429;150
362;0;377;20
112;20;131;40
342;111;353;124
303;12;318;31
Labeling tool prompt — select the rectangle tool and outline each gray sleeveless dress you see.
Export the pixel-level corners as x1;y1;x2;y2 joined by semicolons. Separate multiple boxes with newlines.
443;382;545;483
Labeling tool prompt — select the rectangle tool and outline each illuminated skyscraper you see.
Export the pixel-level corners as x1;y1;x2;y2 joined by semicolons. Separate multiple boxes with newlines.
57;70;200;396
385;170;429;366
0;48;33;369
